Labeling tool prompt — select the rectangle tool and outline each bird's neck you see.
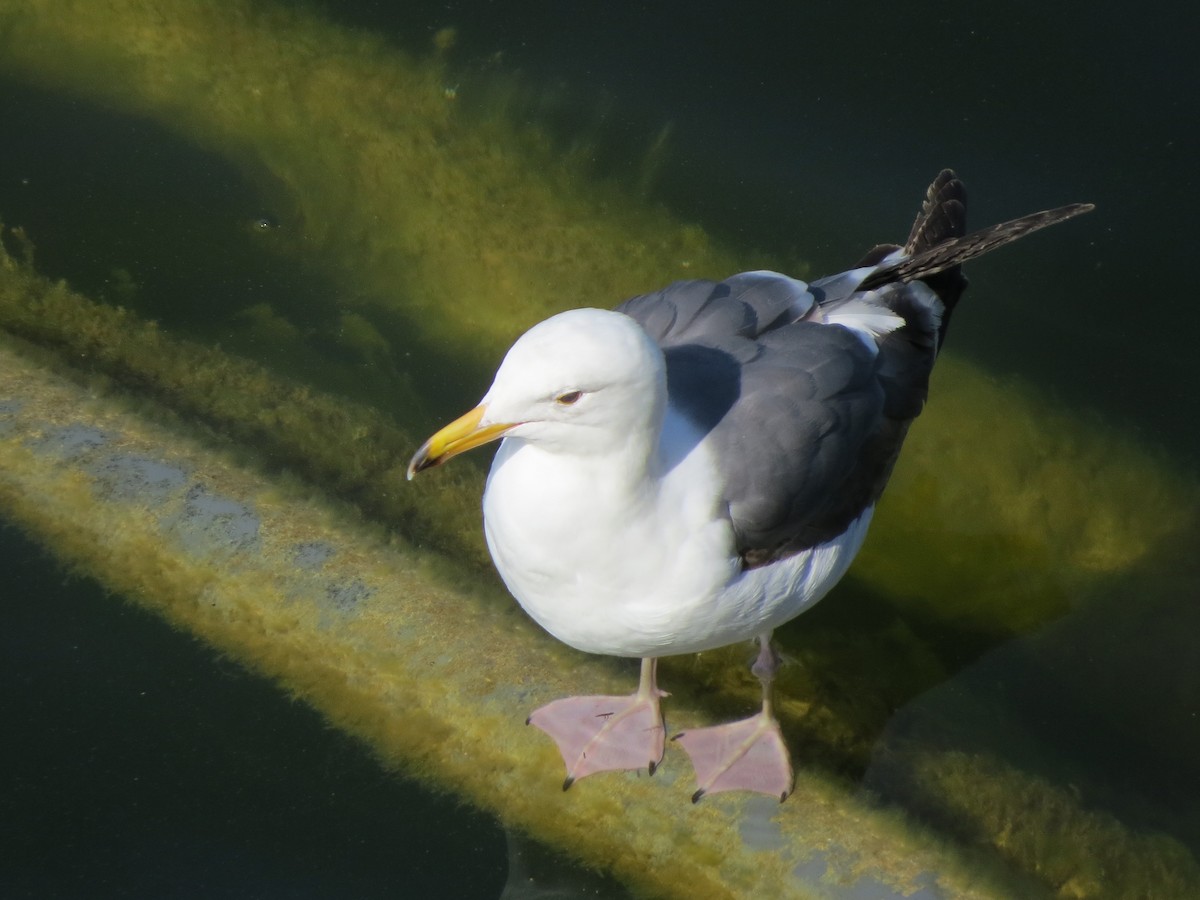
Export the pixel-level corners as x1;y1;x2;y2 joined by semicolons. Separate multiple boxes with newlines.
504;428;663;504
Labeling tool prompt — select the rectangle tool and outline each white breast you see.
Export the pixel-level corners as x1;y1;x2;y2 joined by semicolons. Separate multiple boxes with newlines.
481;405;874;659
481;411;737;656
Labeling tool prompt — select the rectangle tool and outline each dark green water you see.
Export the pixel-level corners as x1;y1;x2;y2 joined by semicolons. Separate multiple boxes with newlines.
310;0;1197;459
0;527;508;898
1;1;1197;897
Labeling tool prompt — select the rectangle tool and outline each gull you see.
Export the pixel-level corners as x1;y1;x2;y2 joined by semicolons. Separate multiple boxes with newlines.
407;170;1092;802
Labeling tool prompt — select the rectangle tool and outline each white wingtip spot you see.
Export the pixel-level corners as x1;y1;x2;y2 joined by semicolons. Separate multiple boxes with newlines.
822;298;906;339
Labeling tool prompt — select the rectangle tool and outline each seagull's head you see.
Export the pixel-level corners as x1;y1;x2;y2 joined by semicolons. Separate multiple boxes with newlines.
407;308;667;478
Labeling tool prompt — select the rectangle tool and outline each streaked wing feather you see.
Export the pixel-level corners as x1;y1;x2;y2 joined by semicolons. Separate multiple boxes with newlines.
861;202;1093;290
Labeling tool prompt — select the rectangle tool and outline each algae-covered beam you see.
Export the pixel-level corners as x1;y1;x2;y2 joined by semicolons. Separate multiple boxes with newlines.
0;0;743;369
0;0;1191;633
0;235;491;571
1;0;1199;895
4;241;1200;898
0;333;1031;898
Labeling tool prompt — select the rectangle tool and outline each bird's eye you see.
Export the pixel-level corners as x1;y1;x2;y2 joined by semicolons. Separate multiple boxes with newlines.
555;390;583;406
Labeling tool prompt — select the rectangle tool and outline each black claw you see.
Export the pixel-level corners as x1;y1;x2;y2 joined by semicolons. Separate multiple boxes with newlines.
779;791;788;803
562;776;575;792
648;760;657;776
669;732;685;741
525;716;532;725
691;788;705;804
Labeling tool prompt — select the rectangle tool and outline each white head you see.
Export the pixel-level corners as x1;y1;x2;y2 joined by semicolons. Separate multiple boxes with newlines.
407;308;667;476
484;308;666;453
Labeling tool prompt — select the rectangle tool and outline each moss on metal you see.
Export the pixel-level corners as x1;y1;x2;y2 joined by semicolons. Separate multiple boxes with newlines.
0;231;489;570
0;0;744;370
0;333;1029;899
0;1;1198;896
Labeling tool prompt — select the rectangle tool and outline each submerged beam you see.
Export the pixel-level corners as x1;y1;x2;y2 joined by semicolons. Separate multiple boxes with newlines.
2;256;1198;895
0;1;1198;895
0;333;1032;898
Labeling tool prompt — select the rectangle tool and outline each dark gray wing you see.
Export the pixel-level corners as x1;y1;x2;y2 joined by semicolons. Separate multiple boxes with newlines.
616;170;1093;566
707;318;895;560
617;273;910;565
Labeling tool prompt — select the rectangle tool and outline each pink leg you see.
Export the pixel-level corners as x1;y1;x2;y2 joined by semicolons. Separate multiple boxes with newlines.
673;634;794;803
527;658;666;790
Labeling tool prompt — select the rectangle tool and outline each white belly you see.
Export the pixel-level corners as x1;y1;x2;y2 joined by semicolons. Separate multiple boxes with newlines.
481;434;874;658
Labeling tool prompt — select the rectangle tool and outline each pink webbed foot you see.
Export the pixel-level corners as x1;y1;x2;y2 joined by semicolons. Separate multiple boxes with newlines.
527;658;666;790
674;633;794;803
673;710;794;803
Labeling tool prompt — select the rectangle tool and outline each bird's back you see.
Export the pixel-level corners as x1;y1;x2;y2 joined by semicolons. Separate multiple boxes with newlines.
617;170;1091;567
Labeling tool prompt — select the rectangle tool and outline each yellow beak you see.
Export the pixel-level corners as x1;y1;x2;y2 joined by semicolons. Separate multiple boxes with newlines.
406;404;515;479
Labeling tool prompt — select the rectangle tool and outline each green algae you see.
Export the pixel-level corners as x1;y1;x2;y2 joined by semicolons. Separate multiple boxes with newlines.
0;334;1027;900
0;230;490;571
864;558;1200;898
0;0;1198;896
0;0;744;374
875;748;1200;899
0;0;1192;643
5;222;1196;896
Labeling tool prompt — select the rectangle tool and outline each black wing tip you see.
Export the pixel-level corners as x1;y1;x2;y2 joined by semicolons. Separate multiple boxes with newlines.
908;169;1096;254
906;169;969;254
861;185;1096;295
1043;201;1096;221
